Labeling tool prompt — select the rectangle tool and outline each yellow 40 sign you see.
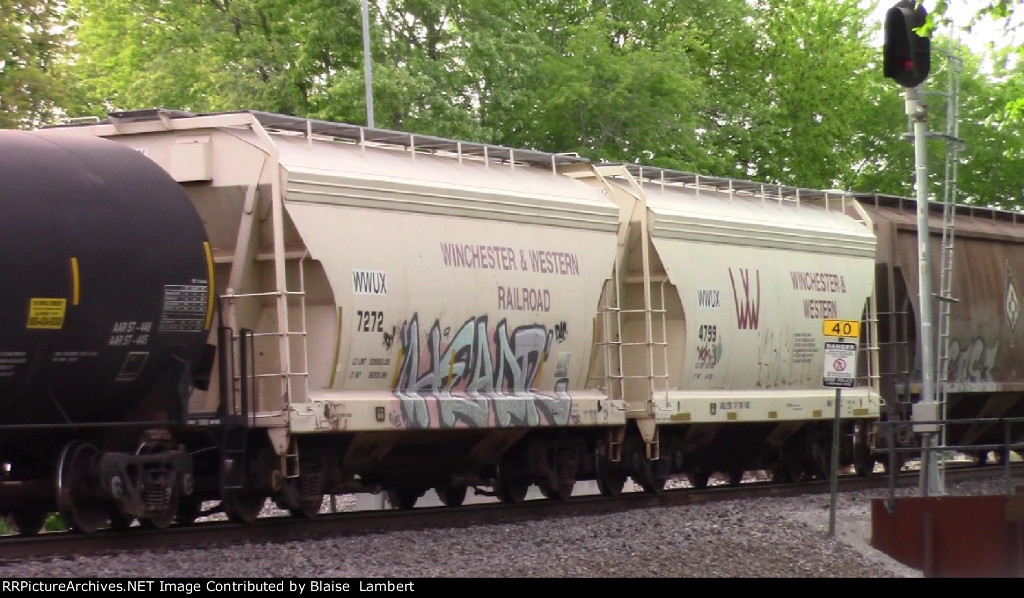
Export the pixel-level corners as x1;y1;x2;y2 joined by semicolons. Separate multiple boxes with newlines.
822;319;860;338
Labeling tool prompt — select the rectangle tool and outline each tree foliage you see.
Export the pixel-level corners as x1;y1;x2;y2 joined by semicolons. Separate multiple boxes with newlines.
0;0;71;127
5;0;1024;208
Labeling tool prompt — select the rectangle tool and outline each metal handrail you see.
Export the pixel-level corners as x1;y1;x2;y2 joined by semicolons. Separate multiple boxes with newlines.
874;415;1024;509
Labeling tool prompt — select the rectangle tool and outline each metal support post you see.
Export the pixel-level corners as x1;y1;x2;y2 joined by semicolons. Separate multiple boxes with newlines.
828;388;841;537
361;0;375;127
906;86;945;497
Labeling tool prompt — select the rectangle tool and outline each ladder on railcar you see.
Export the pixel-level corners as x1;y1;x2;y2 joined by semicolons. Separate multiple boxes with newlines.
932;36;965;479
584;165;670;460
594;267;670;453
843;201;882;402
864;204;915;453
839;200;885;467
219;254;311;480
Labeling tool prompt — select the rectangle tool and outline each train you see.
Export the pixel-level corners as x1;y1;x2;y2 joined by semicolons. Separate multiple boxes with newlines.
0;108;1019;535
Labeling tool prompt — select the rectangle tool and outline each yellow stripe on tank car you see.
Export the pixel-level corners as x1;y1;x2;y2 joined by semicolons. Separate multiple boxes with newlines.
203;242;215;330
70;257;80;305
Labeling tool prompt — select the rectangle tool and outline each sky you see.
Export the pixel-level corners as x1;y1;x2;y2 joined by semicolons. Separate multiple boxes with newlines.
864;0;1021;54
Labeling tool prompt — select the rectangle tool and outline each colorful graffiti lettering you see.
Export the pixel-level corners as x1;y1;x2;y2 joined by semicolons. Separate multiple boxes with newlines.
394;313;571;429
947;338;998;383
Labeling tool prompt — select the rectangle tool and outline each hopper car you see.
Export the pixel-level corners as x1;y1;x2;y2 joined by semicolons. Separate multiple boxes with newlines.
1;108;932;535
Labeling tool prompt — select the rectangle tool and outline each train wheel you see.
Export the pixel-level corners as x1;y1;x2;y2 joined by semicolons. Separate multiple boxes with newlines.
769;457;790;483
808;433;832;480
287;471;325;518
776;445;806;483
385;488;421;510
624;436;667;494
687;468;710;489
434;485;468;507
176;495;203;526
107;508;135;530
140;491;179;529
56;442;109;534
854;458;875;477
879;453;906;474
494;457;530;504
594;448;627;497
727;468;744;486
538;476;574;501
640;475;667;493
969;451;989;467
289;497;323;519
6;509;48;536
853;423;874;477
223;492;266;524
133;438;180;529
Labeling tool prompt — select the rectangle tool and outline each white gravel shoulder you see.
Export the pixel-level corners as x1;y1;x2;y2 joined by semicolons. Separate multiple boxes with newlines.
0;472;1012;578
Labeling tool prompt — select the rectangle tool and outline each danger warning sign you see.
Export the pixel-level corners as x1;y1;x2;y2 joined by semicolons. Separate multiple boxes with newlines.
823;341;858;388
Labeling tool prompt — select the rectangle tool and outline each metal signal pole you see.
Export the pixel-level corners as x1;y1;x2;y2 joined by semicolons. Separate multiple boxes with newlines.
362;0;375;127
906;86;945;497
884;0;943;497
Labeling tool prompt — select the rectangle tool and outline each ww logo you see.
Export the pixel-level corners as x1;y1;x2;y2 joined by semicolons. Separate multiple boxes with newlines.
728;268;760;330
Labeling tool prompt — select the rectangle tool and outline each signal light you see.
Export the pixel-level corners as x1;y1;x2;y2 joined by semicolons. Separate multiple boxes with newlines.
883;0;931;88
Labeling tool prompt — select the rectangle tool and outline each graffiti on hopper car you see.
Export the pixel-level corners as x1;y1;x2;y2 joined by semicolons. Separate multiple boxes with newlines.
692;323;723;380
756;329;819;388
692;342;723;380
947;337;997;384
554;321;568;342
382;326;396;350
393;313;571;429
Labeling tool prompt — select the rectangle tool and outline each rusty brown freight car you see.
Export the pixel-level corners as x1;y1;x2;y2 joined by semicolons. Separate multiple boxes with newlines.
855;193;1024;463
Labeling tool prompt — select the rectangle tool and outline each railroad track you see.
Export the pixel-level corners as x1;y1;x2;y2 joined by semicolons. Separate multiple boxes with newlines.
0;463;1014;564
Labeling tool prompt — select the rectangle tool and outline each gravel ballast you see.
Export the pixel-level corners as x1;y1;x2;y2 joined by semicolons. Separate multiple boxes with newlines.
0;473;1015;578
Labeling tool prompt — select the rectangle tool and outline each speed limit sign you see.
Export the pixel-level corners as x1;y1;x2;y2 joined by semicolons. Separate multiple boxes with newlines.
823;319;860;338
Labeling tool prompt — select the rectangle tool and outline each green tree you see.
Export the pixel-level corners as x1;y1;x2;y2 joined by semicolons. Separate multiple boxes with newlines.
67;0;365;117
739;0;883;189
480;0;764;176
0;0;71;128
51;0;1024;208
315;0;498;139
952;46;1024;207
